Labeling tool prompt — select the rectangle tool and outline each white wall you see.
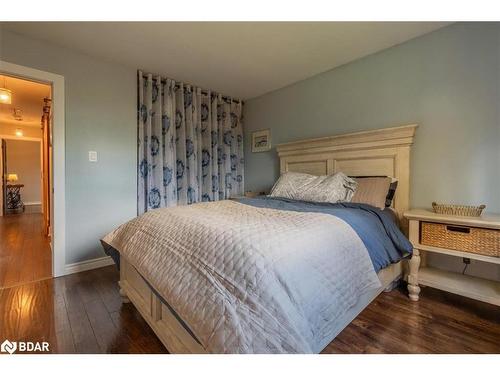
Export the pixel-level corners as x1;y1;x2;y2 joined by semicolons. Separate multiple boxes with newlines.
5;139;41;204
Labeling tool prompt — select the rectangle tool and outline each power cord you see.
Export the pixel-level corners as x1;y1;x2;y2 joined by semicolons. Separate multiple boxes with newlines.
462;263;469;275
462;257;471;275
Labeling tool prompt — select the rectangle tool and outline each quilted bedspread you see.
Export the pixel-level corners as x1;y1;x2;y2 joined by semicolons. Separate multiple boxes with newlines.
102;200;381;353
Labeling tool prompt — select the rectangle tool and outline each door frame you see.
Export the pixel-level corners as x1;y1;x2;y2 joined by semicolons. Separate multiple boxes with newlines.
0;139;6;216
0;60;66;277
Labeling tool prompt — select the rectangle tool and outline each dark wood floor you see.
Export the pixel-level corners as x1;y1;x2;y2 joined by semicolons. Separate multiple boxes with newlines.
327;284;500;353
0;213;52;289
0;266;166;353
0;265;498;354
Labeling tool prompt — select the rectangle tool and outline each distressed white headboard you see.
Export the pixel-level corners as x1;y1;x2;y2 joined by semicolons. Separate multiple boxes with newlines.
276;124;418;231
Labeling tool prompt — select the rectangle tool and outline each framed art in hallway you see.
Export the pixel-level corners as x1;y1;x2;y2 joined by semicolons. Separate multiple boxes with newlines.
252;129;271;152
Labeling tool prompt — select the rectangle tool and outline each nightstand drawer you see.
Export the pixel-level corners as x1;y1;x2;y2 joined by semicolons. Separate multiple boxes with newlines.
421;221;500;257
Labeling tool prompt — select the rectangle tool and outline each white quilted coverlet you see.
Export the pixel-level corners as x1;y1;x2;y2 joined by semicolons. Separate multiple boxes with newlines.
102;200;380;353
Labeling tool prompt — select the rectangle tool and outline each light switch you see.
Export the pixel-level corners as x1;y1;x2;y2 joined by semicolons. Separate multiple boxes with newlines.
88;151;98;162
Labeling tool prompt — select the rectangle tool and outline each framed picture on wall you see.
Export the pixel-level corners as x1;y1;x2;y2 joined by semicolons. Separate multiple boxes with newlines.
251;129;271;152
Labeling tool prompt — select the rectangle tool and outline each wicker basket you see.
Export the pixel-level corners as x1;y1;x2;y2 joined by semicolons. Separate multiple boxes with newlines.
432;202;486;217
421;221;500;257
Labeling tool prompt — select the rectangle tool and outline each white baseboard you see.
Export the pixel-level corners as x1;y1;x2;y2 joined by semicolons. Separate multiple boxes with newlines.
64;255;115;275
24;203;42;213
24;201;42;206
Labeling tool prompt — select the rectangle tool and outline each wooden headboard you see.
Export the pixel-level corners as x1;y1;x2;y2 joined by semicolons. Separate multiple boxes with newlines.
276;124;418;230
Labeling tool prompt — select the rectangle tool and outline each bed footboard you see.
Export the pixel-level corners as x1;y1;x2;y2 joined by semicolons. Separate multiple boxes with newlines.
119;255;206;354
119;255;402;354
118;281;131;303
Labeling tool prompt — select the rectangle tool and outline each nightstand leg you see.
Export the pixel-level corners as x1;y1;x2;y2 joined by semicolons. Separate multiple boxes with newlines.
407;248;421;301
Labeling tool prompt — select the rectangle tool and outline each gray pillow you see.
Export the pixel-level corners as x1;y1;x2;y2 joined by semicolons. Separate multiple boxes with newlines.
270;171;357;203
350;177;392;210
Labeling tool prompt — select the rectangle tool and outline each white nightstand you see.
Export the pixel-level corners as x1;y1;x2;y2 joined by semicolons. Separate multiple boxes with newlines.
404;209;500;306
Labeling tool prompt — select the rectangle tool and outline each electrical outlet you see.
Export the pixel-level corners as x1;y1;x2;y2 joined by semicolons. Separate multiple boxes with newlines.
88;151;98;162
462;257;471;265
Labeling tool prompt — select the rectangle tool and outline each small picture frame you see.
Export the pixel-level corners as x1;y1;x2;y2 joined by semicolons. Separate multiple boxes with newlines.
251;129;271;153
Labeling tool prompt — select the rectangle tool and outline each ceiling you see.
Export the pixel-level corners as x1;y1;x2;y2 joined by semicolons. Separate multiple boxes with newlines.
2;22;450;99
0;74;51;128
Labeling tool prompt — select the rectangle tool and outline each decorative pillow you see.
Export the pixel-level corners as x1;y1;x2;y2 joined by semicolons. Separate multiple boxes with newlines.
350;176;392;209
269;172;358;203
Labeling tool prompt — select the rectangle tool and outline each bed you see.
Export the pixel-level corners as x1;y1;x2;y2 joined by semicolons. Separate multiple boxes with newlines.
102;124;418;353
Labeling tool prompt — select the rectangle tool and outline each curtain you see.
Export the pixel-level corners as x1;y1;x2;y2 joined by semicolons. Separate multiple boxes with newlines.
137;72;244;214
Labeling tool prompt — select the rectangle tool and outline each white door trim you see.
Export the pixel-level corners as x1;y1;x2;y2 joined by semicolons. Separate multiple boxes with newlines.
0;60;66;277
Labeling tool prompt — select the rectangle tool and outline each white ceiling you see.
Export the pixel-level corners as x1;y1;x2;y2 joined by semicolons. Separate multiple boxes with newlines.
2;22;450;99
0;74;50;128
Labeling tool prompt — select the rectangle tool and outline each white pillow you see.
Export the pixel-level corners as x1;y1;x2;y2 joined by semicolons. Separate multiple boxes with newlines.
269;171;357;203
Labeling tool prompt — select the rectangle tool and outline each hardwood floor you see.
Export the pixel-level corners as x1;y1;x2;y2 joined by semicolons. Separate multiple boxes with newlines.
0;213;52;289
325;285;500;353
0;266;166;353
0;265;498;354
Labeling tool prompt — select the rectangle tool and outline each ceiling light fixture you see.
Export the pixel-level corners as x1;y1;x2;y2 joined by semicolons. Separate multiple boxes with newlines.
0;76;12;104
0;88;12;104
15;128;23;137
13;108;23;121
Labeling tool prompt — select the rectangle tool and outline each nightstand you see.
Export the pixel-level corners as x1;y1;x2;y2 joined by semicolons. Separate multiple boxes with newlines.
404;209;500;306
228;195;246;200
229;191;267;200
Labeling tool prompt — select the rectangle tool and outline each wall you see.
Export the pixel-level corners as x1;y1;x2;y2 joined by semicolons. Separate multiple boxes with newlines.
244;22;500;280
5;139;41;204
0;28;137;264
1;23;498;278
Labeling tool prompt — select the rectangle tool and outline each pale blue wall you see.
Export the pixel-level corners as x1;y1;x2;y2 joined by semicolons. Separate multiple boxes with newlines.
243;22;500;280
0;29;137;264
2;23;499;279
244;22;500;214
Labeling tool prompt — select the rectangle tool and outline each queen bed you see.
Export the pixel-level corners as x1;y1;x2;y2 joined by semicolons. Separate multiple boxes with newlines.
101;124;418;353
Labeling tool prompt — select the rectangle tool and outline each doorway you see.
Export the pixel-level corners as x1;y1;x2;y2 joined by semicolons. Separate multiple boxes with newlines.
1;61;65;281
0;74;52;288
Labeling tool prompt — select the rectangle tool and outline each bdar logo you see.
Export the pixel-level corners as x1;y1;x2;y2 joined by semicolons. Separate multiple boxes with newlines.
0;339;49;354
1;339;17;354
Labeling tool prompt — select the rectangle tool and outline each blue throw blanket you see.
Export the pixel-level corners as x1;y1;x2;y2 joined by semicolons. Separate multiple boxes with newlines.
236;197;412;272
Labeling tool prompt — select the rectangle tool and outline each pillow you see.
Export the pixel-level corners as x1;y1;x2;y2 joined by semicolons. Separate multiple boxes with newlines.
269;171;357;203
350;176;392;209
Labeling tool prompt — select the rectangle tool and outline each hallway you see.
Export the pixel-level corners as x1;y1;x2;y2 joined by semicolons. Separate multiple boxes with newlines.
0;213;52;289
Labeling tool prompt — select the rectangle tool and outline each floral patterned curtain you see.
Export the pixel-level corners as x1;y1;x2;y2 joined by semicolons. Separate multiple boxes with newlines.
138;72;244;214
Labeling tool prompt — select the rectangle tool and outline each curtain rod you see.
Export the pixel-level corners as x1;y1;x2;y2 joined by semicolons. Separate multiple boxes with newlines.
141;73;244;105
